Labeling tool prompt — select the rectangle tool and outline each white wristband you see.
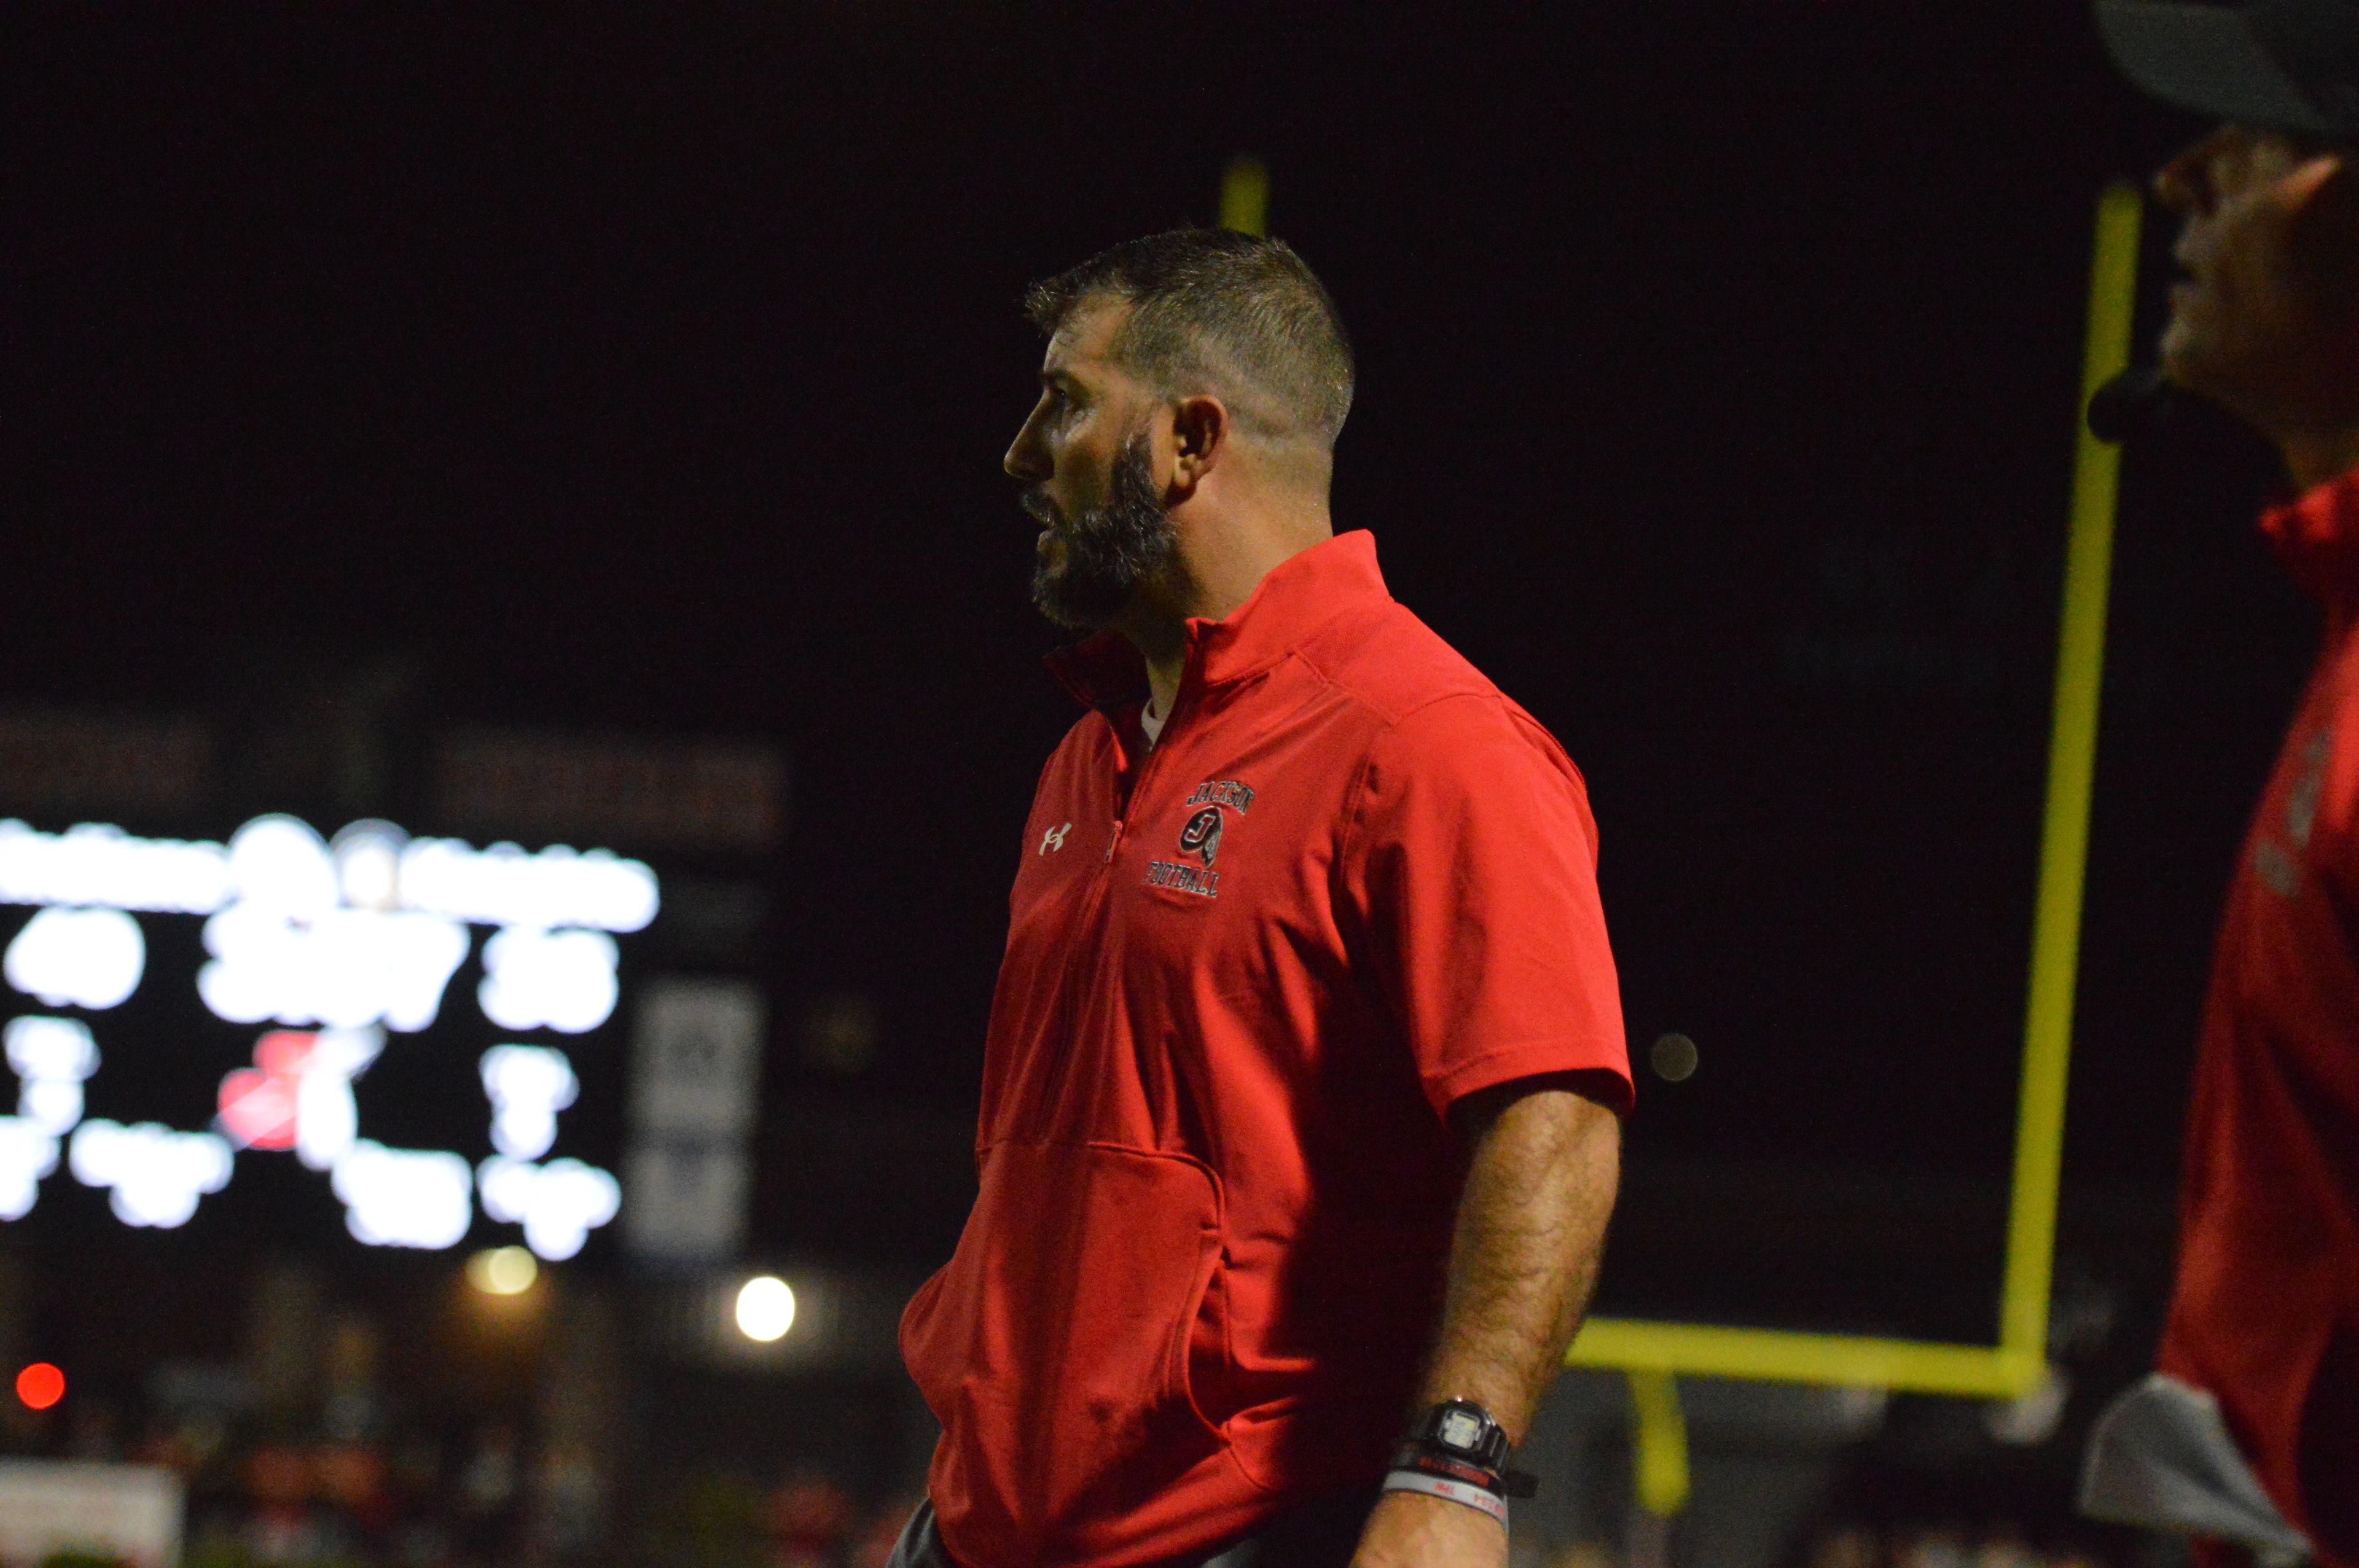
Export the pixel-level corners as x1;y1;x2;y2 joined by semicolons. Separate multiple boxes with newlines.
1382;1467;1509;1527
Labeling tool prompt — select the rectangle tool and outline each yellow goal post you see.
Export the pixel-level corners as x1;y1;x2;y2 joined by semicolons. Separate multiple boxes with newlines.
1567;180;2144;1410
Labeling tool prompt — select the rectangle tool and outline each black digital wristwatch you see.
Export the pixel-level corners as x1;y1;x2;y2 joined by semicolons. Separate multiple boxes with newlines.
1394;1398;1538;1499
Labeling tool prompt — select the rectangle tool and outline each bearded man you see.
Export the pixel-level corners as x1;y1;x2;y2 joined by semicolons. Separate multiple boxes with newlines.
890;228;1632;1568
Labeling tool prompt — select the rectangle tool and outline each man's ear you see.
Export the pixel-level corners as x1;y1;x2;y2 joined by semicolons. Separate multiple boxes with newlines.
1167;394;1230;499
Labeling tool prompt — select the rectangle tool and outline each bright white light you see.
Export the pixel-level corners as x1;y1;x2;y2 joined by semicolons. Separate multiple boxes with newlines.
0;821;233;913
331;821;405;911
293;1026;383;1171
478;927;618;1035
200;906;470;1033
400;839;659;933
18;1080;82;1136
226;816;340;919
6;1016;98;1086
0;1118;58;1220
480;1045;577;1160
69;1119;232;1228
735;1276;796;1342
331;1141;474;1249
4;907;146;1010
0;817;656;933
478;1155;619;1261
6;1016;98;1137
467;1244;538;1296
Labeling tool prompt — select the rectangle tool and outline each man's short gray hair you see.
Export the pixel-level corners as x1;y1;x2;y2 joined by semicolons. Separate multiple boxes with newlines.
1024;228;1355;448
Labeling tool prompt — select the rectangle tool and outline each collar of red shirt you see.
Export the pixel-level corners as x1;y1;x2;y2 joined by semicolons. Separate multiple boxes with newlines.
2262;463;2359;618
1043;529;1391;711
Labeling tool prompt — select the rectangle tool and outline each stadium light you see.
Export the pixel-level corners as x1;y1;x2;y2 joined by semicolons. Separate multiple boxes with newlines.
735;1276;796;1342
466;1244;538;1297
14;1362;63;1411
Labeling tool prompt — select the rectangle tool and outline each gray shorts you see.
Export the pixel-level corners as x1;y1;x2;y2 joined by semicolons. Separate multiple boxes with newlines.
885;1492;1375;1568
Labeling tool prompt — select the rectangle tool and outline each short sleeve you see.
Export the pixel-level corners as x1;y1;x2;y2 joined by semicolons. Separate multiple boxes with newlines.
1340;693;1632;1120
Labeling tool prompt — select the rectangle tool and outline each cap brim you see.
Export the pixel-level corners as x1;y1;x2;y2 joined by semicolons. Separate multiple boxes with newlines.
2097;0;2334;134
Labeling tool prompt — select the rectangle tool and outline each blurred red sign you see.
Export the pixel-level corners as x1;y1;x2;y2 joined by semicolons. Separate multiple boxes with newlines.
431;728;785;854
0;709;209;816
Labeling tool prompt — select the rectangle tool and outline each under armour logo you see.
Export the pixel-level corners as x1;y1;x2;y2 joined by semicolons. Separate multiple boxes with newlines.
1039;822;1073;855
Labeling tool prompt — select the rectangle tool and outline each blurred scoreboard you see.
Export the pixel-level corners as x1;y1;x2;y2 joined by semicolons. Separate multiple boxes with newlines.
0;710;785;1268
0;814;643;1258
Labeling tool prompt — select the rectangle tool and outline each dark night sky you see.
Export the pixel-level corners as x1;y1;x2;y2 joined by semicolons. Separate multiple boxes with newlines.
0;5;2323;1311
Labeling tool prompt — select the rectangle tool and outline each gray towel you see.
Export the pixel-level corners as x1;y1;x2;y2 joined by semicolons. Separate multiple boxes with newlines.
2079;1373;2313;1566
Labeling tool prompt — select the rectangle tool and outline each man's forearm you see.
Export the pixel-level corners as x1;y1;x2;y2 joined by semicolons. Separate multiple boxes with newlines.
1415;1084;1622;1442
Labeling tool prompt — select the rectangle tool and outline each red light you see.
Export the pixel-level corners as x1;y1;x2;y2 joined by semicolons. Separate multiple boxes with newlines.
15;1362;63;1411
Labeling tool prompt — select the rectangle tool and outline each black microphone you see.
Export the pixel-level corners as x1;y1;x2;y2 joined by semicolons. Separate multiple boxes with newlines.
2086;365;2197;444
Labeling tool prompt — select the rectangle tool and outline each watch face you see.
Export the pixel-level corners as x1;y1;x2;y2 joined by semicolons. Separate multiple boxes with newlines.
1438;1409;1485;1451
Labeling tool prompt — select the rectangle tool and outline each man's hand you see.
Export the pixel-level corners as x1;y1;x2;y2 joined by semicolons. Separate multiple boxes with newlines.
1349;1489;1506;1568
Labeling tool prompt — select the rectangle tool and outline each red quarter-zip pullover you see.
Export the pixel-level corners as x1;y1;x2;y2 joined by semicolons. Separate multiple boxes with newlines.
2161;472;2359;1562
899;531;1631;1568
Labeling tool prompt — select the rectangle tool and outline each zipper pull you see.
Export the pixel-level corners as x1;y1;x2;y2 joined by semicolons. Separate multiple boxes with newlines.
1105;821;1123;862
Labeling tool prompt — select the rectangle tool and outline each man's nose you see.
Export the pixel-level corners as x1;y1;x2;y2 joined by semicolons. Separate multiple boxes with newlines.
1004;416;1050;483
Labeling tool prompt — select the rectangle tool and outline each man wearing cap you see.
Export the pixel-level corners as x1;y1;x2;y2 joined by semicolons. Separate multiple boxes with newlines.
890;228;1631;1568
2086;3;2359;1562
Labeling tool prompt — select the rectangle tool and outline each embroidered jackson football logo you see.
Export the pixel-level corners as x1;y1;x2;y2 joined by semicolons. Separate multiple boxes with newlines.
1178;806;1224;867
1186;779;1256;813
1144;779;1252;899
1144;859;1219;897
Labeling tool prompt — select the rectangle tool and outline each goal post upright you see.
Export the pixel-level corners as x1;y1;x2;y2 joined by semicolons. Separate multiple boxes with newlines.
1567;184;2147;1507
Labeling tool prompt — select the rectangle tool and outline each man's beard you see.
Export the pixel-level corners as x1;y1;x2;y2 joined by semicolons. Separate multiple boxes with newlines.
1022;434;1176;632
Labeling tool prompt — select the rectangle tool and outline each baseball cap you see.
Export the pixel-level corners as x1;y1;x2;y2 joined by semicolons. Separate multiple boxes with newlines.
2097;0;2359;138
